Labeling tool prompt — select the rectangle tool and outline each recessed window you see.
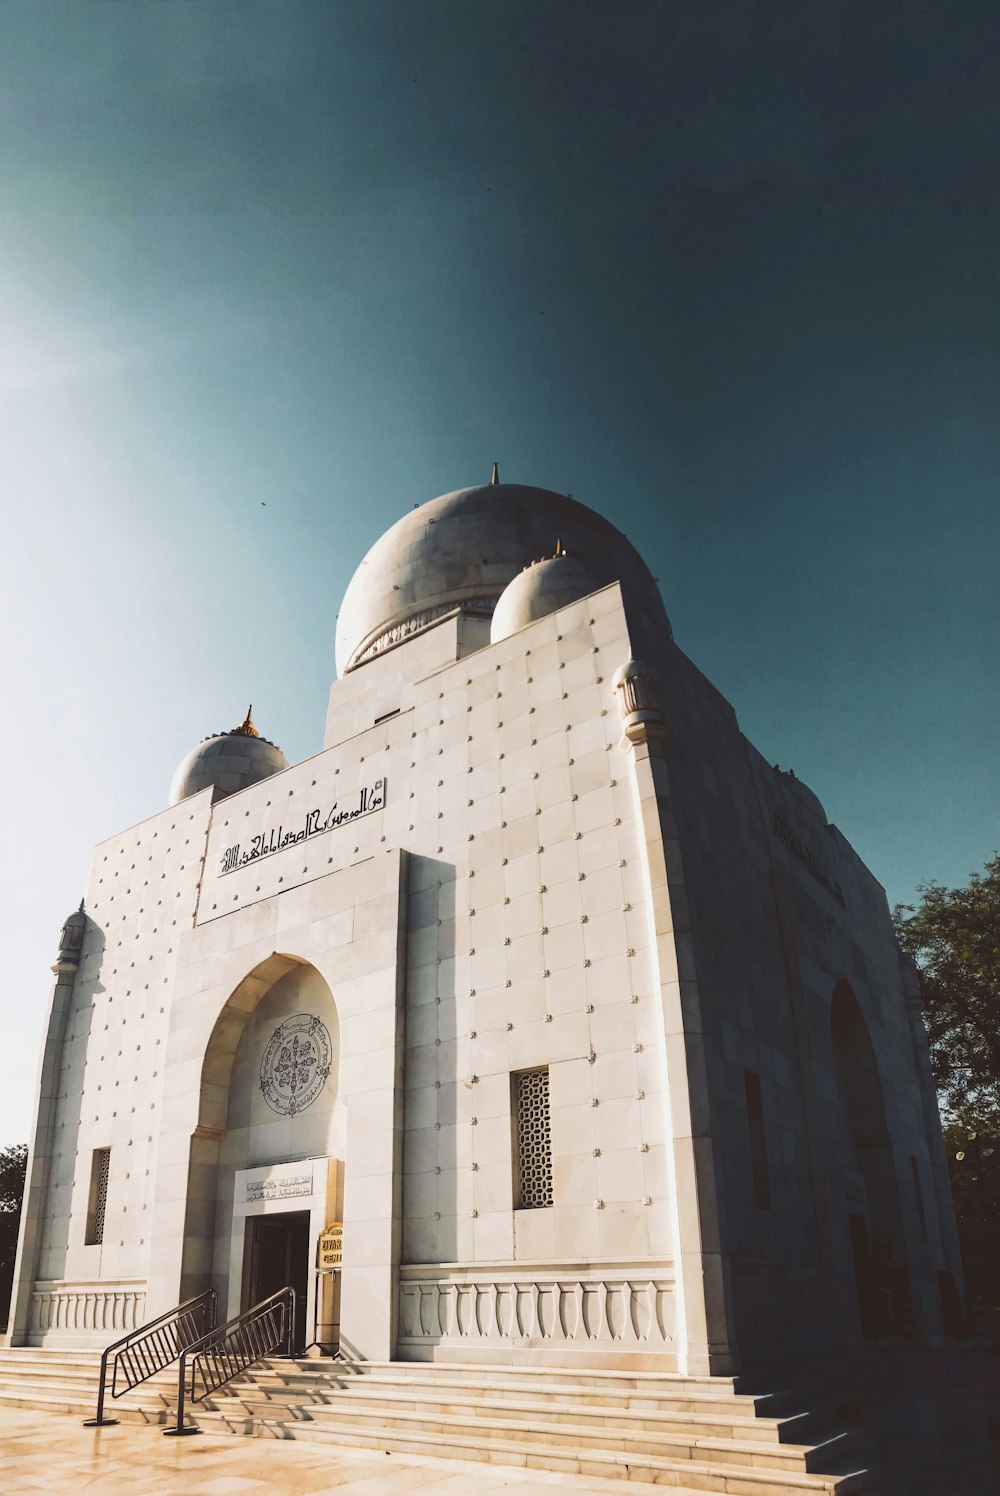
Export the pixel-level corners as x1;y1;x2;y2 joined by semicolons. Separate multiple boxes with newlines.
744;1070;771;1210
512;1067;553;1209
85;1147;111;1245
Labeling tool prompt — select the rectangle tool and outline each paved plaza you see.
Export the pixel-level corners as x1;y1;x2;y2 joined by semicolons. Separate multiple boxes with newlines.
0;1403;663;1496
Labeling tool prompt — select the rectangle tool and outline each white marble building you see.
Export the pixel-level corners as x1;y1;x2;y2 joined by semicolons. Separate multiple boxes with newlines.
5;474;964;1377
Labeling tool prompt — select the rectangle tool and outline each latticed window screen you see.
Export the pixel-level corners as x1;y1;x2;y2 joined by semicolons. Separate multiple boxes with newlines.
514;1068;553;1209
85;1147;111;1245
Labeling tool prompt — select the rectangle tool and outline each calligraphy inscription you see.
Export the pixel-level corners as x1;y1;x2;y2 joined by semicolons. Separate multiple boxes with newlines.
219;779;385;876
773;812;846;908
245;1174;312;1203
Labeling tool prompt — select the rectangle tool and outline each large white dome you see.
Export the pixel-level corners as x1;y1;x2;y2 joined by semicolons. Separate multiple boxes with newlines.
335;479;669;674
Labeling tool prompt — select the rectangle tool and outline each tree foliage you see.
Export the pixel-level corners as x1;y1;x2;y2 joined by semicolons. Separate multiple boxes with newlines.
941;1121;1000;1322
0;1143;27;1216
0;1142;27;1328
893;853;1000;1133
894;856;1000;1318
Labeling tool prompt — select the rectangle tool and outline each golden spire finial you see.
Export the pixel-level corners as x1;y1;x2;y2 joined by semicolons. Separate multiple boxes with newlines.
233;704;260;737
490;462;500;485
554;538;564;556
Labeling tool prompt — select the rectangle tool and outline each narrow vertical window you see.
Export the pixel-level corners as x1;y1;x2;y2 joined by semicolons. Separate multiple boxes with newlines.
744;1069;771;1210
85;1147;111;1245
911;1155;928;1241
512;1068;553;1209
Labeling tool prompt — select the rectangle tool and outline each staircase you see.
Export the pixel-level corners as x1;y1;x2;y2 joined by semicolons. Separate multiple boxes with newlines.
3;1340;994;1493
0;1346;177;1423
4;1344;991;1494
0;1345;889;1492
189;1355;871;1493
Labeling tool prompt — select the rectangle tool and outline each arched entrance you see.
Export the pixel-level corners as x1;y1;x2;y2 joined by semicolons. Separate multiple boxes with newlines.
183;954;343;1351
830;980;911;1338
147;845;407;1363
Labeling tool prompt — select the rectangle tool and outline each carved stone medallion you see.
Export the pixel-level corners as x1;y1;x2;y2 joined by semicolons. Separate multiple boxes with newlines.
259;1013;333;1116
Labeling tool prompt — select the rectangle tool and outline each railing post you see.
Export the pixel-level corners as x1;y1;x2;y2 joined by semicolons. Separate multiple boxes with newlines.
163;1351;199;1437
82;1344;118;1427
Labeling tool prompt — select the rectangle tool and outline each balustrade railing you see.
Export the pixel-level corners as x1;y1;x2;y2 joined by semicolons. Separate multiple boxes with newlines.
163;1286;295;1436
83;1289;218;1427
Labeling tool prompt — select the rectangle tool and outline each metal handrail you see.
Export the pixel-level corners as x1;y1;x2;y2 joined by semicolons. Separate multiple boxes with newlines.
83;1288;218;1427
163;1285;295;1436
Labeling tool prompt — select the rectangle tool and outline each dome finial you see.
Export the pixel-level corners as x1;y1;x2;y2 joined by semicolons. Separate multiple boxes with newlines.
490;462;500;485
170;711;287;804
233;704;260;738
554;538;564;556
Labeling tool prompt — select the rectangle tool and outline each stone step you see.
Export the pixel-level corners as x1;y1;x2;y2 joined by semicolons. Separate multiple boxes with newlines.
216;1388;762;1442
0;1384;174;1421
192;1412;871;1495
203;1395;854;1476
0;1369;175;1391
246;1366;834;1427
329;1356;743;1395
212;1383;817;1446
0;1362;172;1387
367;1365;857;1432
243;1365;782;1417
0;1354;181;1423
0;1349;103;1368
0;1366;101;1388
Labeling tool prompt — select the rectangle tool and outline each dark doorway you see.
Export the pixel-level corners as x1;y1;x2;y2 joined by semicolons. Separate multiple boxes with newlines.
832;982;913;1338
849;1212;890;1337
246;1210;309;1353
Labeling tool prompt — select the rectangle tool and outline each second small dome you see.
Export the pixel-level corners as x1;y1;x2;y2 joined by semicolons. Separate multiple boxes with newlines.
490;544;613;643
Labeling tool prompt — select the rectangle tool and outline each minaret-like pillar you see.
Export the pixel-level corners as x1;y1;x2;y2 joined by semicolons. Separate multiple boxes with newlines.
4;906;85;1346
613;659;736;1375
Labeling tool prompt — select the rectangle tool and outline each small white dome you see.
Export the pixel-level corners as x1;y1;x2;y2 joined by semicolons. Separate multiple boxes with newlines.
775;768;827;825
170;707;288;806
490;546;613;643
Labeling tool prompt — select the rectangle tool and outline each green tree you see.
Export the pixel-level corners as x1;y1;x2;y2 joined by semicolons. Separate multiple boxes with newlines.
0;1143;27;1329
893;853;1000;1133
894;854;1000;1319
942;1122;1000;1323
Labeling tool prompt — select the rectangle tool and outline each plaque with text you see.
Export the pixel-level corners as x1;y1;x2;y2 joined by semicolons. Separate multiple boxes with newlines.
317;1221;343;1269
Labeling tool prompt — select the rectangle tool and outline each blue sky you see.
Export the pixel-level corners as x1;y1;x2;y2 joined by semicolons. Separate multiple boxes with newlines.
1;1;998;1142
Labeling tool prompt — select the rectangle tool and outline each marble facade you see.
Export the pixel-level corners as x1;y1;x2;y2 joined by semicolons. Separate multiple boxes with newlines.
5;478;963;1380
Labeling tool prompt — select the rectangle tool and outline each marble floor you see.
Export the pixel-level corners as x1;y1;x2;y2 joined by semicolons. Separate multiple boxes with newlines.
0;1405;663;1496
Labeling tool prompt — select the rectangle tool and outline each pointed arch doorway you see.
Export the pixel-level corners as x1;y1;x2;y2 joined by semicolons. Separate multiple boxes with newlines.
831;980;912;1339
196;953;344;1352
